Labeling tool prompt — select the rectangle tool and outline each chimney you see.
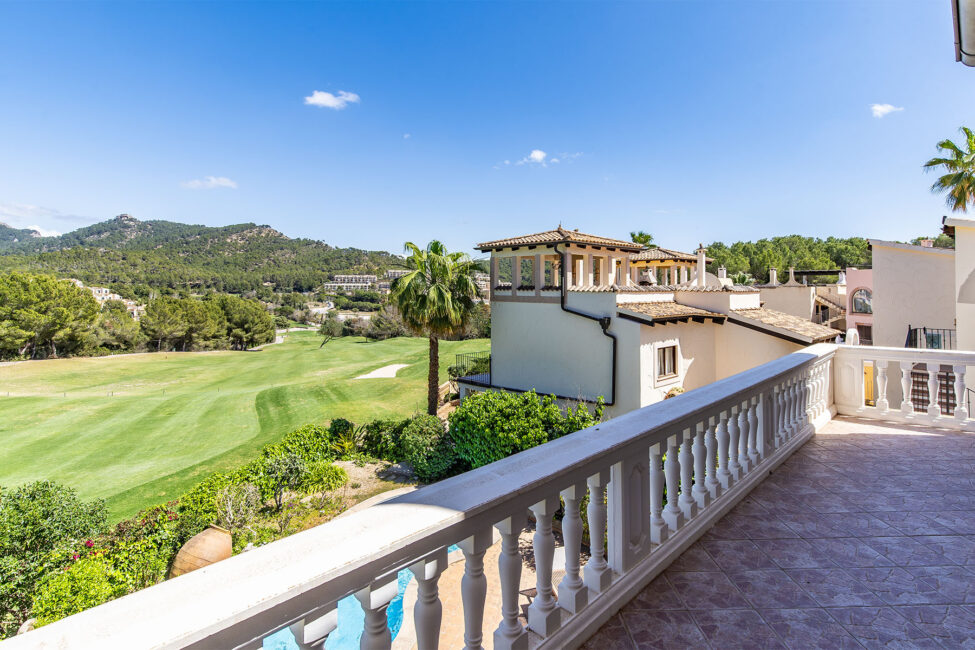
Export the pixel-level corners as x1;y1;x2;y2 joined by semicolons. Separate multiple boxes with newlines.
920;239;934;248
718;266;727;279
696;244;707;287
788;267;797;284
768;267;778;285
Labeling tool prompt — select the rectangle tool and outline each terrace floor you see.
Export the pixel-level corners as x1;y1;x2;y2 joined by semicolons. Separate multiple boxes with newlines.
583;416;975;649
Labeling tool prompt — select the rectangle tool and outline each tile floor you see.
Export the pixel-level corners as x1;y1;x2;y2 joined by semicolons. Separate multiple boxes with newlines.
583;417;975;649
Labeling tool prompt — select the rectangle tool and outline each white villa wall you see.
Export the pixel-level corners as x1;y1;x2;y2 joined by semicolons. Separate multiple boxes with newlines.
948;217;975;351
672;290;760;313
871;242;955;347
639;321;716;405
714;323;801;381
759;286;815;320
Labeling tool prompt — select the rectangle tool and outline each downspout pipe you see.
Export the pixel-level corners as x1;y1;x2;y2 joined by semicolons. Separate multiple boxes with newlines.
555;244;616;406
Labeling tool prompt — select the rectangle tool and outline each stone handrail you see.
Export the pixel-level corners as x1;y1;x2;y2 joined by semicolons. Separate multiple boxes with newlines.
5;344;838;650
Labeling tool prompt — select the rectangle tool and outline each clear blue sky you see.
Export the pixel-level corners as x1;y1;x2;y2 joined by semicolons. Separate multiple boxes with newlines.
0;1;971;255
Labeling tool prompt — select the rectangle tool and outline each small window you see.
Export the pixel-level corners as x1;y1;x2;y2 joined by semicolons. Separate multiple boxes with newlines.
851;288;872;314
657;345;678;379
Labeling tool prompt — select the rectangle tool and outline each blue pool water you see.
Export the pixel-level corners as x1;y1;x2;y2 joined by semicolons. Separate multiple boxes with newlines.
263;545;460;649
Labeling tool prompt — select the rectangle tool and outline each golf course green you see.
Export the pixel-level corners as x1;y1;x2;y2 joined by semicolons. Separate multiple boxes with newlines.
0;331;488;519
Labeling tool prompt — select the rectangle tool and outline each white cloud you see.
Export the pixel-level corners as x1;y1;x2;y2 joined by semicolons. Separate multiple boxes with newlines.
24;225;60;237
181;176;238;190
304;90;361;110
870;103;904;118
0;201;92;227
503;149;582;168
403;133;411;139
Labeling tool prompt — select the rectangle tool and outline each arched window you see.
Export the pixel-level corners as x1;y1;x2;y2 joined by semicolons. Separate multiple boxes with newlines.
851;288;872;314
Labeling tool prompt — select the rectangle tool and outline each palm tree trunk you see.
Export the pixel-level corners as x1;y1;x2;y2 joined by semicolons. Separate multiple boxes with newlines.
427;335;439;416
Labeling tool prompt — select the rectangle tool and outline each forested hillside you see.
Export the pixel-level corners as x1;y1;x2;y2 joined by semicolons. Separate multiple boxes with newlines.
0;215;398;293
706;235;871;282
0;223;41;246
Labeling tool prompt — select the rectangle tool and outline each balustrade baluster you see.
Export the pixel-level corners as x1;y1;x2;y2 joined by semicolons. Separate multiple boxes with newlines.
678;427;698;519
663;435;684;530
459;529;493;650
927;366;941;417
583;470;612;592
815;363;826;419
289;608;338;650
737;401;750;474
900;361;914;414
704;419;721;499
649;444;668;543
875;361;889;412
409;549;448;650
528;497;561;636
716;412;733;489
788;378;799;437
954;364;969;421
558;483;588;613
692;422;710;508
355;577;399;650
747;395;760;465
493;515;528;650
801;369;811;427
727;405;742;480
773;386;784;448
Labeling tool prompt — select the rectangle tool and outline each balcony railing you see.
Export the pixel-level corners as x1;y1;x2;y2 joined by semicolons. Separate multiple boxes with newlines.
450;351;491;384
10;344;972;649
905;325;956;350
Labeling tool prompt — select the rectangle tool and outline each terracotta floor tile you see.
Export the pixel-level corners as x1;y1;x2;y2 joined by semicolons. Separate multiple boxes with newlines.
726;570;817;609
758;608;861;649
826;606;941;649
620;610;708;649
785;568;884;607
666;571;750;610
691;609;786;649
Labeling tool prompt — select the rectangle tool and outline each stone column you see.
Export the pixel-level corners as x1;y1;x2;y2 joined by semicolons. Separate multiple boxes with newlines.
534;253;544;295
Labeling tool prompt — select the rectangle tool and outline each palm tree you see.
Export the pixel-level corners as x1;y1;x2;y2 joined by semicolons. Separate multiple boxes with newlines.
924;126;975;212
390;241;480;415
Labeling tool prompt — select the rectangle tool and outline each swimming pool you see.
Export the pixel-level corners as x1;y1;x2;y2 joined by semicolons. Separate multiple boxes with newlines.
262;545;459;649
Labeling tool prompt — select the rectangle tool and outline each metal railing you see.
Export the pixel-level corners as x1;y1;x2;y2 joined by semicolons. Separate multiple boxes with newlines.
450;351;491;382
905;326;956;350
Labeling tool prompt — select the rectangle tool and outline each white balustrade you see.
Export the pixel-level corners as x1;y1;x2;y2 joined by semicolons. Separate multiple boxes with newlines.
11;344;849;650
900;361;914;414
927;366;941;417
954;364;969;421
876;361;889;412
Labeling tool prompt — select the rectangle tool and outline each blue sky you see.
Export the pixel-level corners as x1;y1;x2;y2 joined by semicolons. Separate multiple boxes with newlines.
0;1;971;255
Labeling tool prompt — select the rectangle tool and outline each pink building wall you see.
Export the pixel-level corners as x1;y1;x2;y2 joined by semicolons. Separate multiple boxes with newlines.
845;267;873;341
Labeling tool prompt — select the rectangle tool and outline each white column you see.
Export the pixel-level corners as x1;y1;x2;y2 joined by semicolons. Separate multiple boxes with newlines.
490;257;499;296
355;577;399;650
927;366;941;417
290;608;338;650
649;444;668;543
584;470;612;593
409;549;448;650
693;422;711;508
493;515;527;650
528;497;561;636
558;483;588;613
663;436;684;531
727;405;742;480
563;250;573;286
622;257;631;286
876;361;889;412
737;402;750;474
678;427;698;519
900;362;914;414
954;365;969;421
584;254;594;286
747;395;760;466
459;529;492;650
715;412;733;491
534;254;544;294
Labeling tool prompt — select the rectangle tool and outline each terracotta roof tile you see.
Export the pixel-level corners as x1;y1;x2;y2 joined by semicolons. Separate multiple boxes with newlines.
629;247;714;263
567;284;669;293
477;227;642;251
730;308;839;343
621;301;724;322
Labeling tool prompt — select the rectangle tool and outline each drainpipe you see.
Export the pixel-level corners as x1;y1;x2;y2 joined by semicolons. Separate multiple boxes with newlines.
555;244;616;405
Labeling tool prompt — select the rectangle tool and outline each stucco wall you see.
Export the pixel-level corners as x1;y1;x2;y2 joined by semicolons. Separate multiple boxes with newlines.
638;321;717;406
759;286;815;320
714;322;802;381
952;221;975;351
871;243;955;347
844;268;873;339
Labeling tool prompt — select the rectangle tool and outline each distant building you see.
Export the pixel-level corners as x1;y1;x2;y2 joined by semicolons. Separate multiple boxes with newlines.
385;269;410;279
67;279;146;320
322;274;378;293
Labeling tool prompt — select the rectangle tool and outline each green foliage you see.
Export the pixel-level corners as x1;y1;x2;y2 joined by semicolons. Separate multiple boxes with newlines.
254;453;307;510
399;415;456;482
305;463;349;509
728;271;755;286
910;234;955;249
330;424;366;459
275;424;333;464
924;126;975;213
0;216;398;293
361;418;410;460
318;316;343;347
448;391;603;470
215;483;261;532
0;272;99;360
706;236;870;282
0;481;107;637
630;230;656;247
175;473;231;536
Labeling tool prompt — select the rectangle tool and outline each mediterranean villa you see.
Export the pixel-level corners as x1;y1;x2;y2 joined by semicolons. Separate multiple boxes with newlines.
12;219;975;650
457;227;839;417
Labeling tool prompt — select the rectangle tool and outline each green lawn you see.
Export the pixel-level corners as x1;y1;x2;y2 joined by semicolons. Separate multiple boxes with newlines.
0;332;488;519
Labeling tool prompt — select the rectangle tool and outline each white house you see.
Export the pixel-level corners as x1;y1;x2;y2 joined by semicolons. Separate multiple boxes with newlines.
457;227;838;417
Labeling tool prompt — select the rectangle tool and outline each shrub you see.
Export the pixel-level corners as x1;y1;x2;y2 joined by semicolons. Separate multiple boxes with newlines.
330;423;365;459
361;418;409;460
276;424;333;464
254;453;307;510
399;415;456;482
175;473;231;537
215;483;261;532
448;391;602;470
